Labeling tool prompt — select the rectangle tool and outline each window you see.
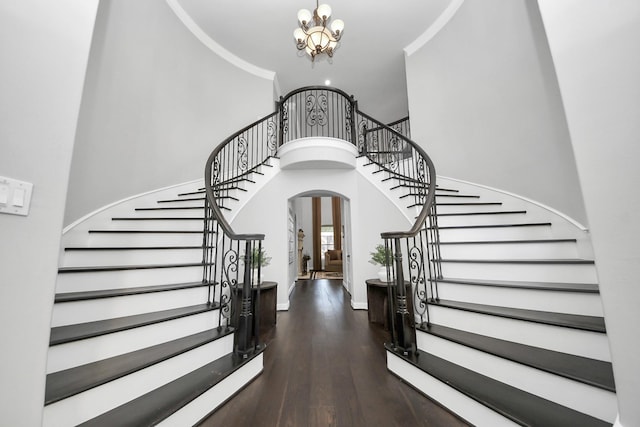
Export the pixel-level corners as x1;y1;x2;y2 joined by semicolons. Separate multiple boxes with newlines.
320;225;334;254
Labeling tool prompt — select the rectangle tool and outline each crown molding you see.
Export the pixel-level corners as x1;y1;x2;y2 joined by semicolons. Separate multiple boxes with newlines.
404;0;465;57
166;0;276;82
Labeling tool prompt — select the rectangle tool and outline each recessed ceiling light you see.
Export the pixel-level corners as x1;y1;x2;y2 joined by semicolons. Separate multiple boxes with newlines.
325;79;331;86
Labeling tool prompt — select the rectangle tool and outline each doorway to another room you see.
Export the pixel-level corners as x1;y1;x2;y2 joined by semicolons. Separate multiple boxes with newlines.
292;194;350;287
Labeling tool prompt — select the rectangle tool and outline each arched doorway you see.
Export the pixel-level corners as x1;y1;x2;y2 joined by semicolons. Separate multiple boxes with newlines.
289;191;353;297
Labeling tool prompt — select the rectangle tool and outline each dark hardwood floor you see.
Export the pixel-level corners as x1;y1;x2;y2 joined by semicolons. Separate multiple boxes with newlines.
199;279;470;427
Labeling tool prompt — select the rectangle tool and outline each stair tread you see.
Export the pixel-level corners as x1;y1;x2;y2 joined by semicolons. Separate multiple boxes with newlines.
438;238;576;245
88;229;204;233
419;324;615;391
432;277;599;293
77;349;262;427
436;202;502;206
431;299;606;332
437;210;526;216
55;281;210;302
177;190;206;196
58;262;209;273
111;217;204;221
64;246;205;251
135;206;202;211
50;303;219;345
431;222;551;230
45;327;233;405
388;347;611;427
437;258;594;265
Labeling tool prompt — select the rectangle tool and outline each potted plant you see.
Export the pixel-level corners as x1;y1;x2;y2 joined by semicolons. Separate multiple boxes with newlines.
245;247;271;284
369;244;393;282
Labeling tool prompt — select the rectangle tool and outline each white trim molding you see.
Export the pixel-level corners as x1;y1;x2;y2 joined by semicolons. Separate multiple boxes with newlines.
62;179;202;234
440;175;589;231
404;0;465;57
165;0;276;82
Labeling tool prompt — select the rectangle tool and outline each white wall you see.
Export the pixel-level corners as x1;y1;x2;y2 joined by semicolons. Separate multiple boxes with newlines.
0;1;98;424
230;167;411;310
64;0;274;225
294;197;313;265
538;2;640;426
406;0;587;225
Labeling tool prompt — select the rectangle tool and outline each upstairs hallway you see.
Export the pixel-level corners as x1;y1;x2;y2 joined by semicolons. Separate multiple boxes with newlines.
201;279;469;427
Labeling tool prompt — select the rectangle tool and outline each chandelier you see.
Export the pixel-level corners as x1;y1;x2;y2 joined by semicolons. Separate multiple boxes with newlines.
293;1;344;61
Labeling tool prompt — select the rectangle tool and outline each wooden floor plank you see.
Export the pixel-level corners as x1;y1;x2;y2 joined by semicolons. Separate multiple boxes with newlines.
198;279;469;427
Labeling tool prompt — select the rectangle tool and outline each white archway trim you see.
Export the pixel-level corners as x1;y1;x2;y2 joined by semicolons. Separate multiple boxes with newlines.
165;0;276;83
404;0;465;57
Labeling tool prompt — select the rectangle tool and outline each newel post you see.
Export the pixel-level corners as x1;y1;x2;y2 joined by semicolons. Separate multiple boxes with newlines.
392;238;415;355
236;240;254;357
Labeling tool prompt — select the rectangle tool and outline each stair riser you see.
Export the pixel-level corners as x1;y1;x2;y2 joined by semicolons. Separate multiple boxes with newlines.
436;214;527;227
438;241;578;260
439;262;597;284
56;266;203;293
428;305;611;361
435;205;504;214
79;232;204;247
62;248;203;267
51;287;211;327
436;226;552;241
387;352;519;427
47;310;222;373
158;353;264;427
436;283;603;316
155;199;205;208
43;335;234;427
416;332;616;423
130;209;204;218
99;219;205;231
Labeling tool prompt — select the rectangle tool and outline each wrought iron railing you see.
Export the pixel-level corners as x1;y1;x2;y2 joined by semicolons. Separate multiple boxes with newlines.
203;113;279;357
203;86;440;358
387;116;411;139
354;110;441;355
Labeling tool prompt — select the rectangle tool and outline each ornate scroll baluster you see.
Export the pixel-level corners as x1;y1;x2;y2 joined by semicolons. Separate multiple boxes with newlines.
305;92;328;127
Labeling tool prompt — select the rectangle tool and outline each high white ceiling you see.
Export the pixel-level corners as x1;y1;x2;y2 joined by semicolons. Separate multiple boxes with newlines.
175;0;453;122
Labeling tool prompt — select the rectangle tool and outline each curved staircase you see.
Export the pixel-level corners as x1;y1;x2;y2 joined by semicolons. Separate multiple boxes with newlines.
386;177;616;426
44;86;616;426
44;175;271;426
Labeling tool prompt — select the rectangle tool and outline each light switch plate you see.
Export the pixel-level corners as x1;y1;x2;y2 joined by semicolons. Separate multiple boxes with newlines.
0;176;33;216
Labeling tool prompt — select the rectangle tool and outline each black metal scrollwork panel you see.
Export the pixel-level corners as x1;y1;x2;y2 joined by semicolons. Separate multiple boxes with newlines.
357;119;368;153
305;93;328;127
345;102;352;140
220;247;239;320
387;133;401;171
408;244;429;324
237;136;248;171
212;158;221;197
267;118;277;152
282;102;289;136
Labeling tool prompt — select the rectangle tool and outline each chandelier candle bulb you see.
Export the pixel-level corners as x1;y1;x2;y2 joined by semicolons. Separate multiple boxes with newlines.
330;19;344;34
298;9;312;26
316;4;331;20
